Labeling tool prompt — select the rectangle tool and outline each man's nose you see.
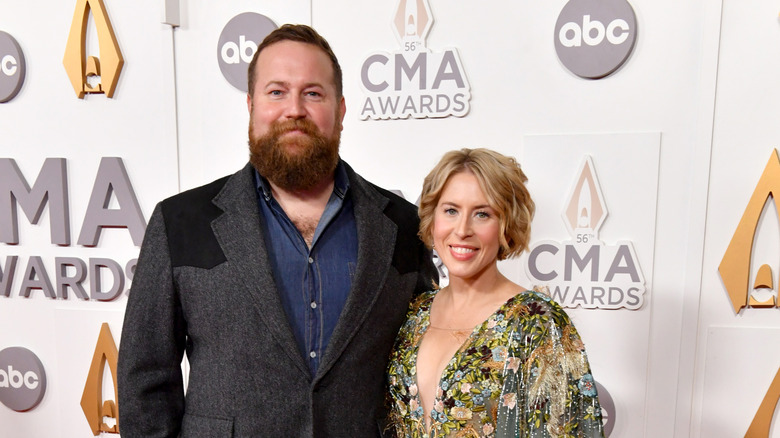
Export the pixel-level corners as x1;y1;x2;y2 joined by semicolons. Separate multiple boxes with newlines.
284;95;306;119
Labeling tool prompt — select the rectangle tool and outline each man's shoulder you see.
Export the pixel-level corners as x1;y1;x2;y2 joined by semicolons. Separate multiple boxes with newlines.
159;165;250;215
344;163;419;231
161;175;230;211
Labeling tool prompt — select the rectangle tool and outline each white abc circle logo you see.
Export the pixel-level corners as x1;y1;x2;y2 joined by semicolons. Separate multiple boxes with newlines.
0;347;47;412
2;54;18;76
217;13;277;92
558;15;630;47
0;366;39;389
221;35;258;65
0;31;25;103
554;0;637;79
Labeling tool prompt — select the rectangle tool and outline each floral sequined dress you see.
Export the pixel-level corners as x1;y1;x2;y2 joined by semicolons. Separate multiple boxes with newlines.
386;289;604;438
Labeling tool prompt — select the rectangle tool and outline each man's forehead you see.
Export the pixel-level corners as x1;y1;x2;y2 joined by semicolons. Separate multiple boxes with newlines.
256;41;329;66
254;42;335;86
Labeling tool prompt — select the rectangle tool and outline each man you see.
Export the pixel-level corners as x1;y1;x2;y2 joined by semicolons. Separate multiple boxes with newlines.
117;24;436;437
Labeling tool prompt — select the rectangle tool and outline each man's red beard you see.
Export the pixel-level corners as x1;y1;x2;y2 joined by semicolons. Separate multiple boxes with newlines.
248;117;340;192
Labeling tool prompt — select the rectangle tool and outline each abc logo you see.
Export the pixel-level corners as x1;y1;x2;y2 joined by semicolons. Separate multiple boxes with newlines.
554;0;637;79
2;54;18;76
0;30;25;103
0;347;47;412
217;13;277;92
0;366;40;389
221;35;257;65
559;15;630;48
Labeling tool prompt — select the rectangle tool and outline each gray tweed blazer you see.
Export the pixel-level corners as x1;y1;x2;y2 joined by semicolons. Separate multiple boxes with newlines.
117;162;436;437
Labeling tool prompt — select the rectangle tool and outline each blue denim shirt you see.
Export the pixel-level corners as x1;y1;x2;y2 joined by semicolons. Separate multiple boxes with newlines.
254;161;358;376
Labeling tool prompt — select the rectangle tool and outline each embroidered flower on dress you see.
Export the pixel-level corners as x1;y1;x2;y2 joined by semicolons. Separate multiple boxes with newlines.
396;400;408;416
409;383;418;396
578;373;597;397
502;392;517;409
491;346;508;362
527;301;545;316
460;382;472;393
451;406;473;420
506;357;521;372
454;370;465;381
410;399;421;417
482;423;495;435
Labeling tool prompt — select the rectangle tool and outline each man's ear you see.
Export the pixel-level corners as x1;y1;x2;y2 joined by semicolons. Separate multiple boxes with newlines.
338;96;346;130
247;94;253;114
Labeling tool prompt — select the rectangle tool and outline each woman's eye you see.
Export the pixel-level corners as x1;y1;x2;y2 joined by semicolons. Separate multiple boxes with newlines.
476;211;490;219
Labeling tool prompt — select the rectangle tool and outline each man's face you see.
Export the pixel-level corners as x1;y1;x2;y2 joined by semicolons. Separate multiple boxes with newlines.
247;40;346;191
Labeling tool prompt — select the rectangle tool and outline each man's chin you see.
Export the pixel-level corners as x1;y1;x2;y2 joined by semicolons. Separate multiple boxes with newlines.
278;139;311;156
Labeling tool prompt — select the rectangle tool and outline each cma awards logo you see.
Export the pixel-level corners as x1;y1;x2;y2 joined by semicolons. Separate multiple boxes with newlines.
359;0;471;120
81;323;120;435
719;149;780;313
525;156;646;310
63;0;124;98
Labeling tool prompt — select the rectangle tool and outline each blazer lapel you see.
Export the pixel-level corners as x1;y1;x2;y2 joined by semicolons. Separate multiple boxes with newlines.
210;164;309;376
316;166;396;379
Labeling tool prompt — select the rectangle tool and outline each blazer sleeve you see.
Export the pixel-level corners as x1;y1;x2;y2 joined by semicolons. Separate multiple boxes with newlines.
117;203;187;438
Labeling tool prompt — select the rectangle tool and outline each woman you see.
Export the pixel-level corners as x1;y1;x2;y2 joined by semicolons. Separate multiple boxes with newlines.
387;148;604;437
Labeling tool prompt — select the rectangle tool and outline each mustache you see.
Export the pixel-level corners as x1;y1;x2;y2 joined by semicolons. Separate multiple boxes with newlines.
270;119;319;137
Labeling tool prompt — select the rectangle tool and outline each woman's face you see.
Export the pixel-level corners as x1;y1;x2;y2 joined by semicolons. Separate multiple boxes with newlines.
432;171;502;283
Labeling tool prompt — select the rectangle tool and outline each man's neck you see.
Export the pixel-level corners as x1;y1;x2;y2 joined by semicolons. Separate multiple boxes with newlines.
269;176;335;247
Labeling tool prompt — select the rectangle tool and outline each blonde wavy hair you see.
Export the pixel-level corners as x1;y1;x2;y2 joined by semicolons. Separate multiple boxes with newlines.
418;148;535;261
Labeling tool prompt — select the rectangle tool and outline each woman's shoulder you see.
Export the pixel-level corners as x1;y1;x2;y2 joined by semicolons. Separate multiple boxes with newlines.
409;289;437;311
507;286;576;328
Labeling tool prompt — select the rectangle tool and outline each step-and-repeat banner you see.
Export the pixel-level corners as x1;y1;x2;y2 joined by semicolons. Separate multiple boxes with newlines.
2;0;779;436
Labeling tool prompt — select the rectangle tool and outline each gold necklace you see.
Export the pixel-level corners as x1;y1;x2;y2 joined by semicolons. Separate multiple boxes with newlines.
428;325;474;342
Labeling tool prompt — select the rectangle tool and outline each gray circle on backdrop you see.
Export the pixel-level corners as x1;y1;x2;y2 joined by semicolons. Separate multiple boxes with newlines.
595;381;616;436
0;31;26;103
217;13;277;92
0;347;47;412
554;0;637;79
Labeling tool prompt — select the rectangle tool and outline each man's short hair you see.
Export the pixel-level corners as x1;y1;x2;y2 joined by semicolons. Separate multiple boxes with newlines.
247;24;343;98
418;148;536;261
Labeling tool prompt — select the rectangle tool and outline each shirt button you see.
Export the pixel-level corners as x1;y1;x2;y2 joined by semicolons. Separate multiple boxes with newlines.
308;257;314;264
310;302;317;309
309;351;317;358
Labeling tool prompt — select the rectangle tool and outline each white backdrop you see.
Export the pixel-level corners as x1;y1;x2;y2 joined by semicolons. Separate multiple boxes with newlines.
0;0;777;436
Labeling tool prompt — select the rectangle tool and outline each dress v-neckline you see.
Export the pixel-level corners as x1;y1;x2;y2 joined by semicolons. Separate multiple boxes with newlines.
412;291;523;432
